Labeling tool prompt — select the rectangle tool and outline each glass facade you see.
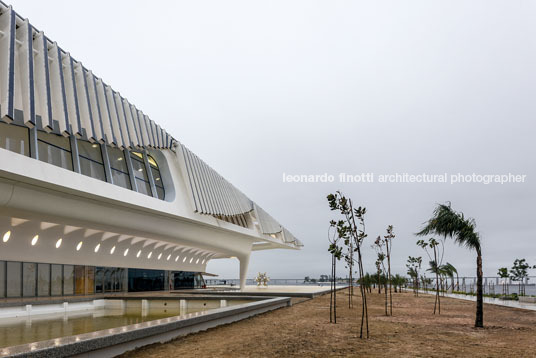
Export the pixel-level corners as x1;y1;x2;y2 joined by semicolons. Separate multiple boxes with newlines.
130;152;152;196
37;263;50;296
74;265;86;295
51;264;62;296
0;260;201;297
37;131;73;171
6;262;21;298
78;141;106;182
128;268;165;292
0;122;29;156
173;271;194;289
0;122;167;200
149;155;165;200
22;262;36;297
0;261;5;297
95;267;126;293
109;147;131;190
63;265;74;296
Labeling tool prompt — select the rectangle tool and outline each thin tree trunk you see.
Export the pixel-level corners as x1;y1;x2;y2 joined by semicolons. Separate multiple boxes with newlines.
377;271;381;294
386;240;393;316
347;200;368;339
349;242;353;309
357;248;369;339
357;252;366;338
330;254;334;323
475;250;484;328
434;248;440;314
384;279;388;316
334;259;337;323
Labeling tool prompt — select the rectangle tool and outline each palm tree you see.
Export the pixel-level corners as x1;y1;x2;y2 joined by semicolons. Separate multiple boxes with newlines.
426;259;442;314
417;203;484;328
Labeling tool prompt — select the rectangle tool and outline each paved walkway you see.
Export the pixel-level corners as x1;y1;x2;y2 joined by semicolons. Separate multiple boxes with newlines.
416;290;536;311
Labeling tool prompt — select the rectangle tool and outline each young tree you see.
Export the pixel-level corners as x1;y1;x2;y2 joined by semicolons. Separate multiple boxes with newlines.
384;225;395;315
406;256;422;296
327;192;370;338
509;259;532;296
374;253;383;295
374;250;388;316
417;203;484;328
344;241;355;309
442;262;457;292
391;274;405;292
362;273;372;293
328;222;343;323
497;267;509;296
417;238;443;314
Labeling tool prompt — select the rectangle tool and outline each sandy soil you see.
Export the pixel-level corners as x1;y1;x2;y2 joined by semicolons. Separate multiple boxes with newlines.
119;289;536;357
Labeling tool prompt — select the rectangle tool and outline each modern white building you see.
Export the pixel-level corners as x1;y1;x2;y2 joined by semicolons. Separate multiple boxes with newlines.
0;2;301;298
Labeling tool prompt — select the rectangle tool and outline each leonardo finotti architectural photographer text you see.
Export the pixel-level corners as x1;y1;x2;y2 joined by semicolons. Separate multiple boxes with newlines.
282;173;527;185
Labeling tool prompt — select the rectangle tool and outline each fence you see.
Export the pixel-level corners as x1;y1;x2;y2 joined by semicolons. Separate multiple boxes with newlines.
205;278;333;287
409;276;536;296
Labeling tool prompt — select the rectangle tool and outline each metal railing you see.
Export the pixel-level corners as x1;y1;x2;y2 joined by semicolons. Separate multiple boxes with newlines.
407;276;536;296
205;278;335;287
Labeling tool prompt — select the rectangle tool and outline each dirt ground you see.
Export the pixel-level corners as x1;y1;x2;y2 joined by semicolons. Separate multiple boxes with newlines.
120;289;536;357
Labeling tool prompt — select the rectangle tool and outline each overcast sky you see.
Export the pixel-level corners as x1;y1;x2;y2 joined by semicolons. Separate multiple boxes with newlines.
14;0;536;279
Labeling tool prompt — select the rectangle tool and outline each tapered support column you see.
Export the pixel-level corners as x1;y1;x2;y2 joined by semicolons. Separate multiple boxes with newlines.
238;254;250;291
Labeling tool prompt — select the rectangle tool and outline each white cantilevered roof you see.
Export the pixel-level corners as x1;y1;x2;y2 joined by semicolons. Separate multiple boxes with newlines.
0;3;174;149
0;1;301;247
180;143;253;216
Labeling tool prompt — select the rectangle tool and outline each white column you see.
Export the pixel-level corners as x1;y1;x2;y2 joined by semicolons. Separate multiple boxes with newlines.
141;299;149;317
238;254;250;291
179;299;186;315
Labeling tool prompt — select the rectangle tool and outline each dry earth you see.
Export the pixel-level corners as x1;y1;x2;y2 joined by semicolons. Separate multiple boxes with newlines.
120;289;536;357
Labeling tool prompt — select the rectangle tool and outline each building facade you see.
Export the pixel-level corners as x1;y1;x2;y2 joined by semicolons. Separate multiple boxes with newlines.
0;2;301;298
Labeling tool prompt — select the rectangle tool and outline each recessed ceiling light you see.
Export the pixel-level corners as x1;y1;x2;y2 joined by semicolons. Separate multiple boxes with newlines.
2;231;11;243
55;238;62;248
110;246;116;254
196;258;199;264
76;241;83;251
124;248;129;256
189;257;193;263
94;243;101;253
157;253;162;260
175;256;179;262
92;144;98;148
137;250;141;258
147;251;152;259
167;254;171;261
137;168;143;172
183;257;187;263
118;157;123;161
31;235;39;246
202;259;205;264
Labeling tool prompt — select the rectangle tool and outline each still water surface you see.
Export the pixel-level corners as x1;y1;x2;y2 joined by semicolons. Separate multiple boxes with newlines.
0;299;252;348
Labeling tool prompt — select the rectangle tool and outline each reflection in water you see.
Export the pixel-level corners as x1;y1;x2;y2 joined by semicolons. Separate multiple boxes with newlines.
0;299;251;348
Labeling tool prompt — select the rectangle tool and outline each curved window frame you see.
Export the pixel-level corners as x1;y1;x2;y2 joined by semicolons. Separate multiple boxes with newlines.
0;121;168;201
148;154;165;200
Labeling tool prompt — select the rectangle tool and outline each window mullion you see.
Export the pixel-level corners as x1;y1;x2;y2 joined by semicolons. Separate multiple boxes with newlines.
143;150;158;198
70;135;81;173
124;149;138;192
29;126;38;159
100;143;113;184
